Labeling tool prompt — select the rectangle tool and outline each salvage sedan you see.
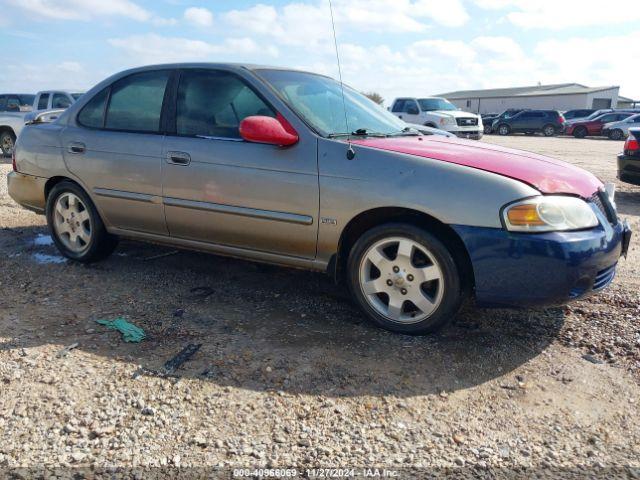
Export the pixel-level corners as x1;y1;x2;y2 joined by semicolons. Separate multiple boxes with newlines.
8;64;633;334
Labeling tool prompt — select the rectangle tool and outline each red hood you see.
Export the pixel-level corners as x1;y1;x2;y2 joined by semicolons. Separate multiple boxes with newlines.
351;136;602;198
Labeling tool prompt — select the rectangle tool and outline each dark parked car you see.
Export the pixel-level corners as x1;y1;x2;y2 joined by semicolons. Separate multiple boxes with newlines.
565;112;634;138
563;109;596;121
482;109;527;134
618;128;640;185
493;110;565;136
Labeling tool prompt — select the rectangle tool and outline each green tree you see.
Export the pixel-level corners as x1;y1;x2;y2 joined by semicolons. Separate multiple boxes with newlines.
364;92;384;105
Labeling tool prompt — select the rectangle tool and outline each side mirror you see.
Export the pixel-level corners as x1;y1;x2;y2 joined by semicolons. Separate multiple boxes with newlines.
239;115;299;147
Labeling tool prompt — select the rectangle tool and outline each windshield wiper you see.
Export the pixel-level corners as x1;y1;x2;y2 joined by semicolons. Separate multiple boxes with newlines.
328;128;387;138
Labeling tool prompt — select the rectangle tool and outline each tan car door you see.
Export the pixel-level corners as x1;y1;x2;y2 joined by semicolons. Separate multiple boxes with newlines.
161;68;319;260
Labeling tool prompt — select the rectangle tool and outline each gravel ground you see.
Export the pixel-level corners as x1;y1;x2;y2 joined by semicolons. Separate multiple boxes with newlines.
1;135;639;478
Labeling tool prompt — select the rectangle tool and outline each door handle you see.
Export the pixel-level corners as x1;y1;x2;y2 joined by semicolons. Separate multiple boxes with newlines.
68;142;86;154
398;115;403;119
166;151;191;166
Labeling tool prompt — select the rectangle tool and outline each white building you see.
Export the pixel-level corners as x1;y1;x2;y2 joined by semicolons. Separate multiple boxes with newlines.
436;83;624;114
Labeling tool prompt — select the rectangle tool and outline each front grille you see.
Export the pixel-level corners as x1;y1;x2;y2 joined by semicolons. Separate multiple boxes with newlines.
456;117;478;127
590;191;618;225
593;264;617;291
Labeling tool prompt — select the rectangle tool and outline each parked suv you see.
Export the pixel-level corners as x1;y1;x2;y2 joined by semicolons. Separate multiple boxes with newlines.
390;97;483;139
482;109;527;134
8;63;631;335
493;110;565;136
565;111;634;138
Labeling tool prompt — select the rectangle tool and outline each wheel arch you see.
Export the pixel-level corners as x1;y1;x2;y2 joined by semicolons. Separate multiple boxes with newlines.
331;207;475;293
0;126;16;137
44;176;80;200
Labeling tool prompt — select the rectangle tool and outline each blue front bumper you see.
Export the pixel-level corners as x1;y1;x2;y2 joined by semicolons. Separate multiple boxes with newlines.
452;221;630;308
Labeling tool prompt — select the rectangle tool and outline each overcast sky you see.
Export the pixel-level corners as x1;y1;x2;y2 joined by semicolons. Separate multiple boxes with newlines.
1;0;639;105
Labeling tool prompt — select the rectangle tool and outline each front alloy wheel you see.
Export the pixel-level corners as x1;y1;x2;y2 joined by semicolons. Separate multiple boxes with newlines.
348;224;464;334
498;124;510;136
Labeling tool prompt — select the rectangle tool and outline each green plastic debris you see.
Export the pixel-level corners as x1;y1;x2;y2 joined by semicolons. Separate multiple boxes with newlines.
96;318;146;343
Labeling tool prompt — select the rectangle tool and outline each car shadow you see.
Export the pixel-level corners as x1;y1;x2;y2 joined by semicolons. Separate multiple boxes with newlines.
1;224;565;398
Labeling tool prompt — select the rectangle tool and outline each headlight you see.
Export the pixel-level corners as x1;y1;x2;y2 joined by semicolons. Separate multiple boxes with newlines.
439;117;455;126
503;196;599;232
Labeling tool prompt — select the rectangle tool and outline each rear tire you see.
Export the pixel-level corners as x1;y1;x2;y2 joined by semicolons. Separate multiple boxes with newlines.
609;129;624;141
0;131;16;158
497;124;510;136
347;223;464;335
46;181;118;263
483;124;492;134
573;126;587;138
542;124;556;137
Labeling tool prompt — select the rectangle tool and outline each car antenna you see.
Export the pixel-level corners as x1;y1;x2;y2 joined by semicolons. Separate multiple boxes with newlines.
328;0;356;160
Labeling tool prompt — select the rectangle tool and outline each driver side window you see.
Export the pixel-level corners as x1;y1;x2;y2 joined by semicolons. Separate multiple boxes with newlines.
176;70;275;139
403;101;419;114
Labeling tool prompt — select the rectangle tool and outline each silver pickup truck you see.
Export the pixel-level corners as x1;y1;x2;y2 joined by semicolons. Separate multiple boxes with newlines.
0;90;82;157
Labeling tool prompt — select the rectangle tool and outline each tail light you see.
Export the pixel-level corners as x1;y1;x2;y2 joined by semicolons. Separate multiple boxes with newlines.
624;135;639;154
559;115;566;124
12;149;17;172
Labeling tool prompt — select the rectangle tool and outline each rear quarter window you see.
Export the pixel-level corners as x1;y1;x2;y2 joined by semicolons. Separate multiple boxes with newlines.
77;88;109;128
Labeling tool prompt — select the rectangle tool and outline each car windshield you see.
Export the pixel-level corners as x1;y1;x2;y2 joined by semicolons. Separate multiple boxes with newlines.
256;69;406;137
418;98;457;111
586;110;608;120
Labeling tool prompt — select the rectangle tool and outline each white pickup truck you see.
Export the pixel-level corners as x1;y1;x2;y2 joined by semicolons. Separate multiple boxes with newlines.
0;90;83;156
390;97;483;140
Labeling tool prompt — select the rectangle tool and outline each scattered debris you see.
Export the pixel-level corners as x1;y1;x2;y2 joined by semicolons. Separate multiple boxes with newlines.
582;354;604;365
56;342;79;358
173;308;185;318
143;250;179;261
33;253;66;264
163;343;202;374
188;287;214;300
33;234;54;246
96;318;146;343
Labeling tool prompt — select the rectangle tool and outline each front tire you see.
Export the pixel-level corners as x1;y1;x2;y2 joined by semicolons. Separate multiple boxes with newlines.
573;126;587;138
497;124;510;136
46;181;118;262
609;129;624;140
0;131;16;158
347;224;464;335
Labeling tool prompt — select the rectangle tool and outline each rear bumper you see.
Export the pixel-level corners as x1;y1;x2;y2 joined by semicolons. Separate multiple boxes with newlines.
7;171;47;214
452;221;630;308
618;153;640;185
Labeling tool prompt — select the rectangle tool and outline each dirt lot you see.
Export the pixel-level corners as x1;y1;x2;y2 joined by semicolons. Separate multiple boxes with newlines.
1;135;639;478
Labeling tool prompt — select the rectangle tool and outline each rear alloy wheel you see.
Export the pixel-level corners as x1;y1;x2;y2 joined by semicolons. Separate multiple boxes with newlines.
46;181;118;262
0;131;16;158
348;224;464;334
609;129;624;141
497;124;510;136
542;124;556;137
573;126;587;138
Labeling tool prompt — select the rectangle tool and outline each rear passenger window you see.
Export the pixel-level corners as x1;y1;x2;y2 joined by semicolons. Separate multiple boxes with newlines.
0;96;7;111
38;94;49;110
176;70;275;138
78;88;109;128
105;70;170;133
